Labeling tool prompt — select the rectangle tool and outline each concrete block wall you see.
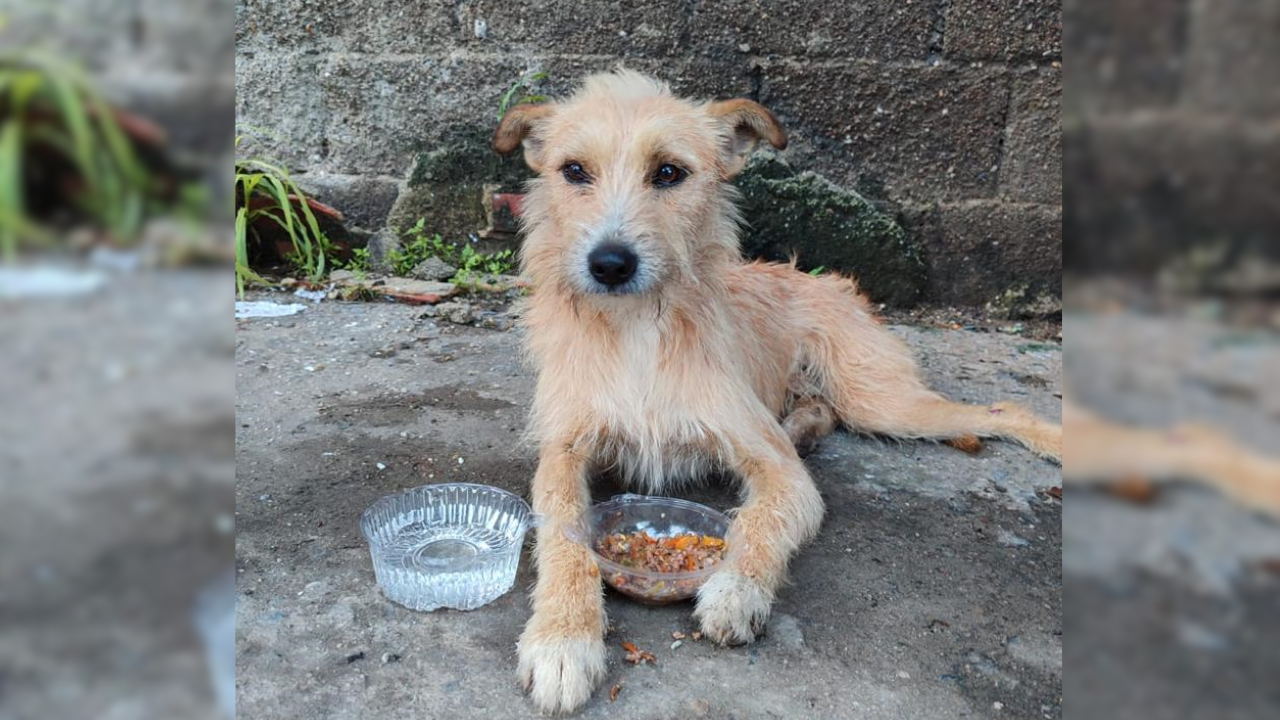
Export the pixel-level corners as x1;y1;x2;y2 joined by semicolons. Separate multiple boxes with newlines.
1065;0;1280;274
235;0;1063;310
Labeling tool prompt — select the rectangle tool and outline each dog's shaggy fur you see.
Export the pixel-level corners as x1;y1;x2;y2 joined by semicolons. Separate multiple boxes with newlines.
493;70;1062;714
1063;397;1280;513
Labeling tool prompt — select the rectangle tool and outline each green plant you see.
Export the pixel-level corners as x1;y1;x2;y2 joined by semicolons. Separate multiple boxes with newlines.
393;218;517;287
0;50;154;259
234;134;332;296
340;284;380;301
383;247;409;277
337;246;370;280
808;265;826;276
452;244;516;286
497;70;548;120
388;220;454;275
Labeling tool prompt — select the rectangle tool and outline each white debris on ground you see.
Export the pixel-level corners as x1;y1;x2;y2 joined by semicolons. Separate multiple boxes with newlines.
0;267;108;299
294;286;330;303
235;301;308;319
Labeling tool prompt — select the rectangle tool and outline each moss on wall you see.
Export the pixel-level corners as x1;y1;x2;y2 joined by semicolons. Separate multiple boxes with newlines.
735;155;925;305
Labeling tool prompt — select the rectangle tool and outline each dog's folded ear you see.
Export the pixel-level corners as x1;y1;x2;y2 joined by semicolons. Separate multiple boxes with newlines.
493;103;557;172
707;99;788;178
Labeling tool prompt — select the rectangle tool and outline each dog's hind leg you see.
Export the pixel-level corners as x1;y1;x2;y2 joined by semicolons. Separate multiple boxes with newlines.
782;397;838;457
785;394;988;458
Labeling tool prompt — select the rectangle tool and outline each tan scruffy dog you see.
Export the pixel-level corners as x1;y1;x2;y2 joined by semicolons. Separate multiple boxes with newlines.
492;70;1062;714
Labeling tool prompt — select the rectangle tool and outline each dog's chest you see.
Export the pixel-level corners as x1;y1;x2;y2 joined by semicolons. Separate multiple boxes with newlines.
593;325;704;426
590;326;727;487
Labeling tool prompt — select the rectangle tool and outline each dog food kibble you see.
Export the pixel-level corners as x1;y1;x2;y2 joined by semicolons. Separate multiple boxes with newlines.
594;532;727;602
621;641;656;665
596;532;726;572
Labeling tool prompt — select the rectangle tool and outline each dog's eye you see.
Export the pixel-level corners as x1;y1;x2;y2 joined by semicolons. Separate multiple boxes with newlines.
561;162;592;185
652;164;688;187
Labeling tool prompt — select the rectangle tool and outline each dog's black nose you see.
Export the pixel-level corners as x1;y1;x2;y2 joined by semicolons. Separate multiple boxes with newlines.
587;243;638;288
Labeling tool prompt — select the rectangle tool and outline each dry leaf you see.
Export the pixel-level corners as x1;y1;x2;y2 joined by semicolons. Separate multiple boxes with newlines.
1254;558;1280;577
609;684;622;702
671;631;686;640
1106;475;1157;504
945;435;984;455
1046;486;1062;500
691;631;703;641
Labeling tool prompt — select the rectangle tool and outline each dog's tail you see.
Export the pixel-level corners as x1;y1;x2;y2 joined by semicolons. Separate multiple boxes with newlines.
797;272;1062;462
1062;399;1280;513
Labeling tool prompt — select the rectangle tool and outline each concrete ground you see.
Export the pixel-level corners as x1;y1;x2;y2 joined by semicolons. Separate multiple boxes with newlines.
1063;309;1280;720
234;294;1063;720
0;270;233;720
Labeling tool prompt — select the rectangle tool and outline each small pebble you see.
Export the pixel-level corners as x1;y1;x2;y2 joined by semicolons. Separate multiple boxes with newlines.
376;462;387;470
670;640;683;650
381;652;401;664
215;514;234;534
346;651;365;664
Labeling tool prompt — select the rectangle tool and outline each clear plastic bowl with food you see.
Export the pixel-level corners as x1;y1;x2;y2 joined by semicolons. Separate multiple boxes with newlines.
361;483;534;612
568;494;732;605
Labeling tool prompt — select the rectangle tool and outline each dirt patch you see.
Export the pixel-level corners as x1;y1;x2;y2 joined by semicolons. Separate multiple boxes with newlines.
319;385;515;427
235;430;537;545
1004;372;1052;390
131;412;237;460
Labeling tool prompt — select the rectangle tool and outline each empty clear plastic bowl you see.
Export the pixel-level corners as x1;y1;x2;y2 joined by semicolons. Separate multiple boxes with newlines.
361;483;534;611
568;494;732;605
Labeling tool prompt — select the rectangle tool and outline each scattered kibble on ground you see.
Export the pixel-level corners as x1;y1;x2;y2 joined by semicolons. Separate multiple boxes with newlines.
621;641;656;665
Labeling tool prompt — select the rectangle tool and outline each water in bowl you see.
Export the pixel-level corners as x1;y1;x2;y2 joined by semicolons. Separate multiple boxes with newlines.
362;484;532;612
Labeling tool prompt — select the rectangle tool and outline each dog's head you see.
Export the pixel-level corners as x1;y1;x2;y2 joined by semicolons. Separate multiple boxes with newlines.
494;70;786;298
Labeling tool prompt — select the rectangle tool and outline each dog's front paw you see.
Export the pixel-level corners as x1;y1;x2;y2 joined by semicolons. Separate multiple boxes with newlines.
517;627;607;715
694;569;772;646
